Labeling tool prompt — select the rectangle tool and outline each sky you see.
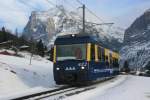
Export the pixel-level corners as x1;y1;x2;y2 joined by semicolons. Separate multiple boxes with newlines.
0;0;150;33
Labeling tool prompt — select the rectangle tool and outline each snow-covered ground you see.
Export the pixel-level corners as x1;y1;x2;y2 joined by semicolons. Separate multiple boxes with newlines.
66;75;150;100
0;51;150;100
0;52;55;99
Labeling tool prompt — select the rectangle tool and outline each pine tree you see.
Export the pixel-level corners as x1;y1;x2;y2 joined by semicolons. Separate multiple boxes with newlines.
1;27;7;42
36;39;45;57
2;27;5;32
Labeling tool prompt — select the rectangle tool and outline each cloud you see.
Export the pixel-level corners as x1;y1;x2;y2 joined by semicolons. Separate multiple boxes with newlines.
0;0;150;33
0;0;51;33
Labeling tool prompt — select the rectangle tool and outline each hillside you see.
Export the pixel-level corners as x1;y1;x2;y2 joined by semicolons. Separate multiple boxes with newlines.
120;9;150;68
0;52;54;99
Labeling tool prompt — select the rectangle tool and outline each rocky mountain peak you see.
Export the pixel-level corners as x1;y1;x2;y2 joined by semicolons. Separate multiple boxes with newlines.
120;8;150;68
23;5;124;50
124;9;150;45
145;8;150;13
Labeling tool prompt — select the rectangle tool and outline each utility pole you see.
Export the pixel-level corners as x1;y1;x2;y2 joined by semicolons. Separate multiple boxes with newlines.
82;4;85;34
79;4;114;34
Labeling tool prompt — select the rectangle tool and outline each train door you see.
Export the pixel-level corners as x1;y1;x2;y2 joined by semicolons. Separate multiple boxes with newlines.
89;44;105;80
88;43;97;80
98;46;106;77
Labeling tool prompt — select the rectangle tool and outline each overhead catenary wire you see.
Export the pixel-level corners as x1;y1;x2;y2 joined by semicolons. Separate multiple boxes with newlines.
45;0;100;23
76;0;104;23
45;0;56;7
63;0;112;27
65;0;79;11
45;0;85;23
44;0;70;16
44;0;82;33
19;0;40;11
44;0;113;33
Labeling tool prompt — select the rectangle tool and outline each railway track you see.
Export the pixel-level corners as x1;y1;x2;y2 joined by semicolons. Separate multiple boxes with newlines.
12;86;72;100
32;86;95;100
11;85;95;100
12;77;116;100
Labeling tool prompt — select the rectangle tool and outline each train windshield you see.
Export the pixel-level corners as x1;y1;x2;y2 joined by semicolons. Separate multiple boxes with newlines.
56;44;86;61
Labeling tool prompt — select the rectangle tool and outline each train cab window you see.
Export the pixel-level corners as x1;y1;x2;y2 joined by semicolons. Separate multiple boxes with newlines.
91;44;95;61
56;44;86;61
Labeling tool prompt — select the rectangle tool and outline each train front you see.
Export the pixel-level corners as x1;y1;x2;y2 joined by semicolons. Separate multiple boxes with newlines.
53;35;90;85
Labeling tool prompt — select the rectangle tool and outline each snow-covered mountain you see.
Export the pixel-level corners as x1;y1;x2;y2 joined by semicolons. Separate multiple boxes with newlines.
120;9;150;68
23;5;82;45
23;5;124;50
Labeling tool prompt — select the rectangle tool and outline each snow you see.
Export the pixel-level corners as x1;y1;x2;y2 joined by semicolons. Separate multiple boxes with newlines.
0;52;55;99
66;75;150;100
0;51;150;100
130;34;137;37
146;8;150;13
120;40;150;68
0;40;12;45
19;45;29;49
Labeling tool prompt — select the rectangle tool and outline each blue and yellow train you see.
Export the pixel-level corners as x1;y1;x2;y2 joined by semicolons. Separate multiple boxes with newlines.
52;34;119;85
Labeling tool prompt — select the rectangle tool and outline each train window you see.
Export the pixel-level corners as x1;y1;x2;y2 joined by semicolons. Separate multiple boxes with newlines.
109;53;112;67
101;48;105;62
112;58;115;68
98;46;102;61
116;58;119;68
105;55;109;67
91;44;95;61
105;56;108;61
113;58;119;68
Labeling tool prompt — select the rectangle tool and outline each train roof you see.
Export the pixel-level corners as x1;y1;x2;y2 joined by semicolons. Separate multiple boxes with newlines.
55;34;99;45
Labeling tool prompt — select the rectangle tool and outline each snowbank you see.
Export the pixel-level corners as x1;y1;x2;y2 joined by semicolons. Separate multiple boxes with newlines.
0;53;55;99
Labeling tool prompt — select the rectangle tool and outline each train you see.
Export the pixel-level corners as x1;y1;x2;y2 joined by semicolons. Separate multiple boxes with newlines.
51;34;120;85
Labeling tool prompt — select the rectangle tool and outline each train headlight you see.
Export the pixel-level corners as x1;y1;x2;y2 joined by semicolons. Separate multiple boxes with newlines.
71;34;75;37
81;66;85;70
56;67;60;70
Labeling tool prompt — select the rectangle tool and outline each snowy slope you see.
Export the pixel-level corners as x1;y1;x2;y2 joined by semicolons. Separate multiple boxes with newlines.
120;9;150;68
0;52;55;98
66;75;150;100
120;41;150;68
0;52;150;100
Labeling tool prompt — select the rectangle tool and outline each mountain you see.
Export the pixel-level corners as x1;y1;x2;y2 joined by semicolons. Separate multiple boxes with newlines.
23;5;124;50
120;9;150;68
